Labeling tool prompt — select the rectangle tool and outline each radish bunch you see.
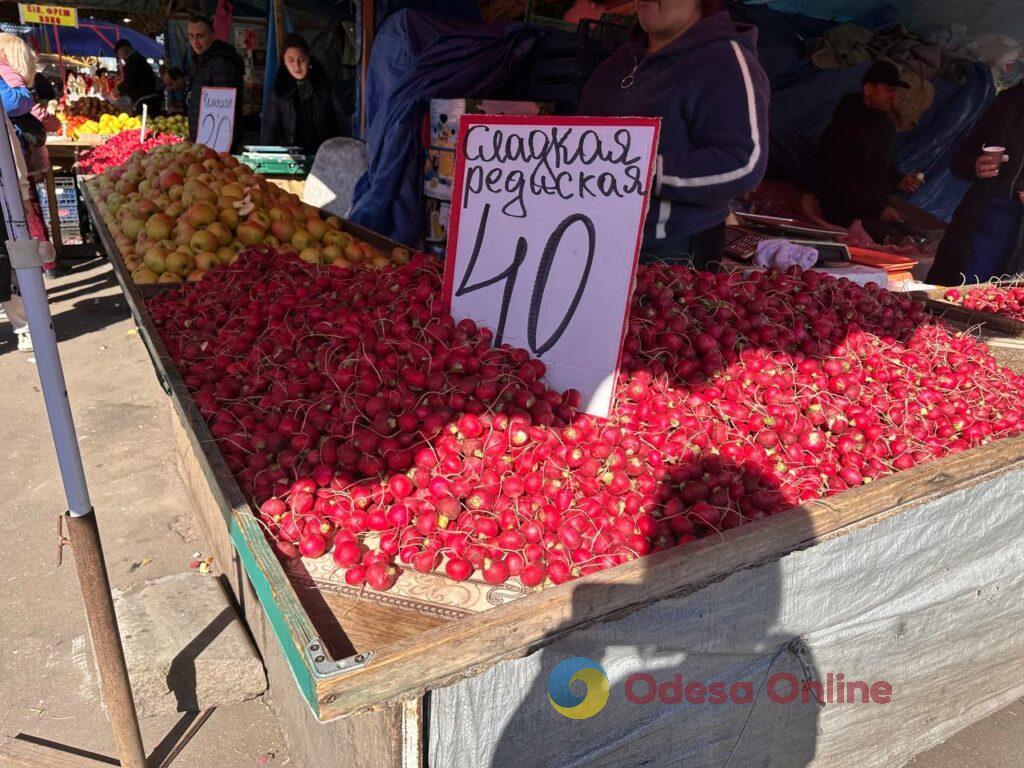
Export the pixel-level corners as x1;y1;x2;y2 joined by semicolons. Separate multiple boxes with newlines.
148;249;1024;591
944;285;1024;322
78;130;182;175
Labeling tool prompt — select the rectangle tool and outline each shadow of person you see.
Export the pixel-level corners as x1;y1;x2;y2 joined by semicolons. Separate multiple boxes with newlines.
477;457;823;768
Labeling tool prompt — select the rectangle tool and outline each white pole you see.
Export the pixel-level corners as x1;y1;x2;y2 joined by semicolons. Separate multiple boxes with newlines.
140;102;148;143
0;109;148;767
0;114;91;517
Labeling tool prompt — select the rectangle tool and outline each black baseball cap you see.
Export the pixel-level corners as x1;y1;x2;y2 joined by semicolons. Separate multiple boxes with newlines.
862;61;911;88
114;39;132;52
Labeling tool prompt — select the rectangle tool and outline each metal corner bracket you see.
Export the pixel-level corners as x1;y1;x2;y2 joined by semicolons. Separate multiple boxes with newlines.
305;637;374;679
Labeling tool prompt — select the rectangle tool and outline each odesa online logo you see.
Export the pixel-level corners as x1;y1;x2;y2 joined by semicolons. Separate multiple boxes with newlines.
547;657;610;719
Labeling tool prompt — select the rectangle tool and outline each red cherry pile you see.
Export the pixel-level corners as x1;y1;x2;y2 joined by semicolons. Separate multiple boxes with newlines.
944;285;1024;323
147;248;1024;592
79;130;182;175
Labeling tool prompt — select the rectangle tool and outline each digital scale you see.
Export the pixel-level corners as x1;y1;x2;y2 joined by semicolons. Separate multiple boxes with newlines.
237;145;313;176
725;212;852;267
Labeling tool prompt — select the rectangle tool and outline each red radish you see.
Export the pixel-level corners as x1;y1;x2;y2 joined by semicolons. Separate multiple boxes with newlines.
332;540;361;567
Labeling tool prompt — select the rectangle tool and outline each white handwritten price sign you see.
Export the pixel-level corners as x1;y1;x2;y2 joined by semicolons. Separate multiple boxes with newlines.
195;87;236;153
443;116;660;418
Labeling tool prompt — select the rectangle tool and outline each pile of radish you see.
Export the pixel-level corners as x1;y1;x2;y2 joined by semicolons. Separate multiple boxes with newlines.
944;285;1024;323
148;248;1024;591
78;129;182;175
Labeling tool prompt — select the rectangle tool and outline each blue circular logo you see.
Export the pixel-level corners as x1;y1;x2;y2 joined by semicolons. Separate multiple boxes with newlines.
547;656;609;719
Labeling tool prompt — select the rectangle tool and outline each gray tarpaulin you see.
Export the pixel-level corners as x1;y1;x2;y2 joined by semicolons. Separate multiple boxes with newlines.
429;467;1024;768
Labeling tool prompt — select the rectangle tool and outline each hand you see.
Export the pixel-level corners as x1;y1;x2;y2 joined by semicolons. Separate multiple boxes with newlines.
898;173;924;194
880;206;904;224
976;153;1007;179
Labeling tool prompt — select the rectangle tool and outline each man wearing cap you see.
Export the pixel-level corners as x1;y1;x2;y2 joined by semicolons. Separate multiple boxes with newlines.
114;40;158;111
816;61;925;243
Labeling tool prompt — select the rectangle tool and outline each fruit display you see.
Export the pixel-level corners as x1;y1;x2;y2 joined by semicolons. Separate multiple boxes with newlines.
86;140;406;284
149;115;188;137
78;130;182;175
63;96;120;119
70;112;142;138
944;285;1024;322
146;249;1024;592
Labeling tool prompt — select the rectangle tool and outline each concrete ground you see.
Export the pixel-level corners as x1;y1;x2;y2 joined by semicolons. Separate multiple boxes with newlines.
1;254;1022;768
0;254;289;767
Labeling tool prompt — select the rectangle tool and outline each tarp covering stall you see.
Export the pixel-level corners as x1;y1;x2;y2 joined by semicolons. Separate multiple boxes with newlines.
351;0;1005;244
348;9;544;244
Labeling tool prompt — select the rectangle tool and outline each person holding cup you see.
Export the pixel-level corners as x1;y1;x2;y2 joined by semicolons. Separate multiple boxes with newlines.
928;84;1024;284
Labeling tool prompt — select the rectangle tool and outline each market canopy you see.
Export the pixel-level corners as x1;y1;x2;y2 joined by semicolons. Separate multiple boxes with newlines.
32;16;163;59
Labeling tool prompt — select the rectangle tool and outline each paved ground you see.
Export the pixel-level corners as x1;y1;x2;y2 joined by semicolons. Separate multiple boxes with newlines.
0;254;289;767
0;254;1021;768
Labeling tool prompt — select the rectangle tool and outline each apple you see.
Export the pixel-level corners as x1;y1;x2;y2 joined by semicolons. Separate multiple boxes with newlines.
166;201;185;218
186;202;218;227
158;271;183;284
158;170;183;190
216;246;236;265
189;230;218;253
268;206;289;223
132;268;159;285
236;221;266;246
291;229;314;250
218;207;240;229
145;214;174;242
322;230;351;248
344;243;364;263
195;252;219;271
270;220;295;243
264;235;280;247
206;222;233;247
143;246;167;274
321;244;343;263
298;247;322;265
122;217;146;240
245;209;271;230
306;218;328;241
187;269;208;282
325;215;343;230
166;251;195;276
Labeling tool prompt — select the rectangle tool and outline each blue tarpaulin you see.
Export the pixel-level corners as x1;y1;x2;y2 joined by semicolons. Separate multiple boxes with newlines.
732;2;996;221
33;17;163;59
348;9;544;245
352;1;997;244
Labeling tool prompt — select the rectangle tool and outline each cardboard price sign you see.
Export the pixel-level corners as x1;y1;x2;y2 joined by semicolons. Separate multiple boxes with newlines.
18;3;78;26
443;116;660;418
195;87;236;153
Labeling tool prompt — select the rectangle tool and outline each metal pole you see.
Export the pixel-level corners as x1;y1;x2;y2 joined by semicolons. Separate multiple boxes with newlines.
0;112;148;768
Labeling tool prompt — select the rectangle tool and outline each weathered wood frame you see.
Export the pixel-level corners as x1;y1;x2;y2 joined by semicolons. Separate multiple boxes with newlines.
80;184;1024;733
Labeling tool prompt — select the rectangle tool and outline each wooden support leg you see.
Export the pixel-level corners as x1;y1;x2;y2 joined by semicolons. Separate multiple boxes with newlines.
65;513;148;768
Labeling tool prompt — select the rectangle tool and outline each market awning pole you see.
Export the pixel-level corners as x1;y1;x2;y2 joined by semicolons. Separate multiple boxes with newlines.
360;0;373;136
0;114;148;768
54;25;66;86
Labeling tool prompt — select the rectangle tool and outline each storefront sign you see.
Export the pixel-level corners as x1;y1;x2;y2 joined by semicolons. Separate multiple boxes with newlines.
18;4;78;27
195;87;236;153
443;116;660;418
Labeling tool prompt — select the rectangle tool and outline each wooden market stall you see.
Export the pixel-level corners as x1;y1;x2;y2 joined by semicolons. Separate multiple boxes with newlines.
78;180;1024;767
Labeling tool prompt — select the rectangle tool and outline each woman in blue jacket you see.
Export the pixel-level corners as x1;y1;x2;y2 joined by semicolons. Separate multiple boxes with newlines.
579;0;770;269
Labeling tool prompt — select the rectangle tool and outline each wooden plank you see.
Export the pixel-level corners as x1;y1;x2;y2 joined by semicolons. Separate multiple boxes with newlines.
315;430;1024;719
0;737;117;768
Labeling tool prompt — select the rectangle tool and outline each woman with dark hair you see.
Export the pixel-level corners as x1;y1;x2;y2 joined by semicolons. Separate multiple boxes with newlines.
262;34;348;154
578;0;770;269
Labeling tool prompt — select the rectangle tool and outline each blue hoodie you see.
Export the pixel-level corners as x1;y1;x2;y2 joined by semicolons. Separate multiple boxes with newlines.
579;12;770;246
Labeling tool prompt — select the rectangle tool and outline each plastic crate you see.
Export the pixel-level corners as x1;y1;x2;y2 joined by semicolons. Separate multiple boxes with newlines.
36;176;83;244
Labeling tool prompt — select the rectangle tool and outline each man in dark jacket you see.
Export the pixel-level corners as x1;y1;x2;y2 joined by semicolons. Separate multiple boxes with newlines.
186;14;245;150
817;61;924;243
114;40;159;111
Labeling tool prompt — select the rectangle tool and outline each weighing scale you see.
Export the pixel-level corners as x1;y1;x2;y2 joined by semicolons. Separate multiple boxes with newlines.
237;145;313;176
